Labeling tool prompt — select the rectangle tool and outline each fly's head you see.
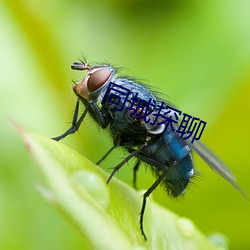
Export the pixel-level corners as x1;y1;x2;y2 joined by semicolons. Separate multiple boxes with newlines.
72;61;116;100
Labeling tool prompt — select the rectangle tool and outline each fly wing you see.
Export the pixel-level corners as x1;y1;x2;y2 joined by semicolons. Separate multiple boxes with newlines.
187;139;248;198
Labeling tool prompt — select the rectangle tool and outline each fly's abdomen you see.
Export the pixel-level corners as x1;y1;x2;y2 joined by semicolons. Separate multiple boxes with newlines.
137;130;194;197
164;153;193;197
161;130;194;197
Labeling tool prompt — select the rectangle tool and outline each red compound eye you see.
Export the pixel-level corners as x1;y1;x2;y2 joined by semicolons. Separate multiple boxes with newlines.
87;68;111;92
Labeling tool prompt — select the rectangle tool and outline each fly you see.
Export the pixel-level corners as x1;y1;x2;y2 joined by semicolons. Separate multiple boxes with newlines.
52;60;247;240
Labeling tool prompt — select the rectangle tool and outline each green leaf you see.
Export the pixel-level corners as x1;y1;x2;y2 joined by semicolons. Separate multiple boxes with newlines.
19;127;227;250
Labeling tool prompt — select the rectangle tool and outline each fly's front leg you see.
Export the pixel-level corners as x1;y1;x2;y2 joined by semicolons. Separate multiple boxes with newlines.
52;99;88;141
52;99;108;141
89;100;108;129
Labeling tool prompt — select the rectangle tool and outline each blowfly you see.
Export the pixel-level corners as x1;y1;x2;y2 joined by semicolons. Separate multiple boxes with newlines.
52;60;246;240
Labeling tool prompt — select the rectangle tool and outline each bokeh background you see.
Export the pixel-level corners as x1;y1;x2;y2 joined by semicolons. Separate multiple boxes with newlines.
1;0;250;249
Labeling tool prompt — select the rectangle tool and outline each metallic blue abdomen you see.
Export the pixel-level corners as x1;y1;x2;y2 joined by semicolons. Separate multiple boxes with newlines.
136;129;194;197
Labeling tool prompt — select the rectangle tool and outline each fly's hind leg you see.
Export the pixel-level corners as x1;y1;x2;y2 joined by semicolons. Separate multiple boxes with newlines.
140;172;167;240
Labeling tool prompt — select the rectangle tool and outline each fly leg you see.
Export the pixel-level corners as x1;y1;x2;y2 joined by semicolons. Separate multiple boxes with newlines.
107;143;146;184
52;99;108;141
88;100;107;129
140;172;167;240
52;99;88;141
96;145;116;165
133;160;141;189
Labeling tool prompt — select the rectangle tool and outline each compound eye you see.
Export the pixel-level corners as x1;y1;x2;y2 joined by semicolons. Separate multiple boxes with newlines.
87;68;111;92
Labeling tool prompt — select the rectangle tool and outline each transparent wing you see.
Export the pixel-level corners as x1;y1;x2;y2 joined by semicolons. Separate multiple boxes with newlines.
187;139;248;198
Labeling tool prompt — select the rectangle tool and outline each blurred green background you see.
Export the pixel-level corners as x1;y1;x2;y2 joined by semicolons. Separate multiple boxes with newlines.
1;0;250;249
